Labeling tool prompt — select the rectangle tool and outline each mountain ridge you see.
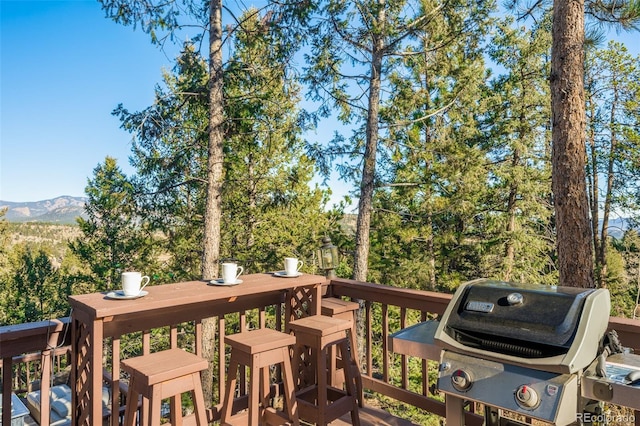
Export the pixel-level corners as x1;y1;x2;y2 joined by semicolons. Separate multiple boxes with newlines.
0;196;87;224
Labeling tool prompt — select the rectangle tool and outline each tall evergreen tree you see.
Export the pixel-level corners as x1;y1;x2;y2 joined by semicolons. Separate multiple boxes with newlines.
585;41;640;287
115;44;210;280
69;157;155;292
507;0;640;288
100;1;313;404
550;0;595;288
482;17;555;284
222;10;333;271
304;0;494;283
366;0;493;290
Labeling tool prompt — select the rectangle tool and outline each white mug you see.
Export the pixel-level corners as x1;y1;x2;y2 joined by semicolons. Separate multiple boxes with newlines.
221;262;243;284
284;257;303;276
121;272;150;296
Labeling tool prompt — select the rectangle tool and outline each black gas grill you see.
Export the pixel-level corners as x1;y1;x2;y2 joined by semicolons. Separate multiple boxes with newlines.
434;279;611;425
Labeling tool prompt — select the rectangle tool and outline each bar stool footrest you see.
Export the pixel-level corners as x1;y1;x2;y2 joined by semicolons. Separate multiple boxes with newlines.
297;395;355;425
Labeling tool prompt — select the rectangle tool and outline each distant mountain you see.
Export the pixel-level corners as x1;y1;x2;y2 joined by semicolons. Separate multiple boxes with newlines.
0;196;87;224
605;217;635;239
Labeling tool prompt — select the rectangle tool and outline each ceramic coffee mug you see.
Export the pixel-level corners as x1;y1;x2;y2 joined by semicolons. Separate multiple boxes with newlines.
284;257;303;276
122;272;150;296
221;262;243;284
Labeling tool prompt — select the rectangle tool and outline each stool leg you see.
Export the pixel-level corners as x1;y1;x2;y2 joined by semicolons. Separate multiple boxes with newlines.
339;340;360;426
261;362;270;411
221;357;240;423
317;342;328;426
191;372;208;426
346;321;364;407
328;344;338;387
124;375;139;426
149;384;162;426
249;356;260;425
170;394;183;426
280;347;299;426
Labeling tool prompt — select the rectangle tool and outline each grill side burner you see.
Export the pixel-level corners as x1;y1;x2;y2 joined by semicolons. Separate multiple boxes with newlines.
434;279;611;374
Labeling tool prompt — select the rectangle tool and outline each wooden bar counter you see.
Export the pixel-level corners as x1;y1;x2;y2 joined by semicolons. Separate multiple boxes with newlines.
69;272;327;426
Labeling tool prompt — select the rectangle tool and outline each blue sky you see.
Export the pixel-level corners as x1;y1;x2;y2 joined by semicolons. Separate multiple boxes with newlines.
1;0;177;202
1;0;638;204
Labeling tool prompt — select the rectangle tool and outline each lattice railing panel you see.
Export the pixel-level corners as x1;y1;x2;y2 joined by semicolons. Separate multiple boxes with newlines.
72;318;92;426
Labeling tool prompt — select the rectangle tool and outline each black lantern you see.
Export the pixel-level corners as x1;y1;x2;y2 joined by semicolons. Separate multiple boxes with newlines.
317;236;339;278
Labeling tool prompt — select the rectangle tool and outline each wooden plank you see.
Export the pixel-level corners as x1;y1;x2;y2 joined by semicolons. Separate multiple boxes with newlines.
328;278;452;315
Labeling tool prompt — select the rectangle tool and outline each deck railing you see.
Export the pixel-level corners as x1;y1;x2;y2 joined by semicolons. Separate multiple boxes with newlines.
1;318;71;426
2;279;640;426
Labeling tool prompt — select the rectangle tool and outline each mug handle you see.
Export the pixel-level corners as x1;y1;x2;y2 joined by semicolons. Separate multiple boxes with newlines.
236;266;244;280
140;276;150;291
297;260;303;272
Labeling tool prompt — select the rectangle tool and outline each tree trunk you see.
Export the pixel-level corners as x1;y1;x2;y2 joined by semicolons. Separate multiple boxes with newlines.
551;0;594;288
427;213;437;290
504;179;518;282
353;4;385;372
586;97;600;280
599;94;619;288
201;0;225;407
353;8;385;283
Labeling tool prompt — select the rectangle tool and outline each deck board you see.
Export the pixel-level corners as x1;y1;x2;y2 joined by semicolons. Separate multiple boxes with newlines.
332;405;420;426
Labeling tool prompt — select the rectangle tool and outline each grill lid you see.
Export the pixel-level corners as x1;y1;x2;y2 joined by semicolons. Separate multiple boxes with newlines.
446;280;591;349
434;279;611;373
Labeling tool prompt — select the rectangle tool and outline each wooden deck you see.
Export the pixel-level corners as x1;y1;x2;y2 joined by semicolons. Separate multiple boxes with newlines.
19;405;418;426
4;278;639;426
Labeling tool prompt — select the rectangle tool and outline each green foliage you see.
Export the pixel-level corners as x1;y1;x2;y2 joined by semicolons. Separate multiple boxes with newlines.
479;16;556;285
585;41;640;286
114;44;209;280
113;25;339;280
69;157;158;292
363;0;496;289
0;245;68;324
611;230;640;317
221;9;336;272
2;0;639;347
0;208;8;271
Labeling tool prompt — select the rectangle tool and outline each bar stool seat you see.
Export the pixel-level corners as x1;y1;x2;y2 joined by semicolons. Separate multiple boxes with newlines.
121;348;208;426
289;315;360;426
321;297;363;406
221;328;299;426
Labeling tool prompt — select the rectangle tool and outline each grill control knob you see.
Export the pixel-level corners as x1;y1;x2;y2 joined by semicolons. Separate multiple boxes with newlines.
451;369;472;392
515;384;539;409
507;292;524;305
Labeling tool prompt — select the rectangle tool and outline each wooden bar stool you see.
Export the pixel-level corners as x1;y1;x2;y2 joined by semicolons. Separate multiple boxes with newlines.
121;348;208;426
321;297;363;406
221;328;299;426
289;315;360;426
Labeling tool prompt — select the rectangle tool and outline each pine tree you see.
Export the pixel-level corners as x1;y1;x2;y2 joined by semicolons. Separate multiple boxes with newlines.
304;0;495;283
507;0;640;288
115;44;210;280
2;246;58;324
69;157;155;292
586;41;640;287
222;10;333;271
482;17;555;284
100;2;314;404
